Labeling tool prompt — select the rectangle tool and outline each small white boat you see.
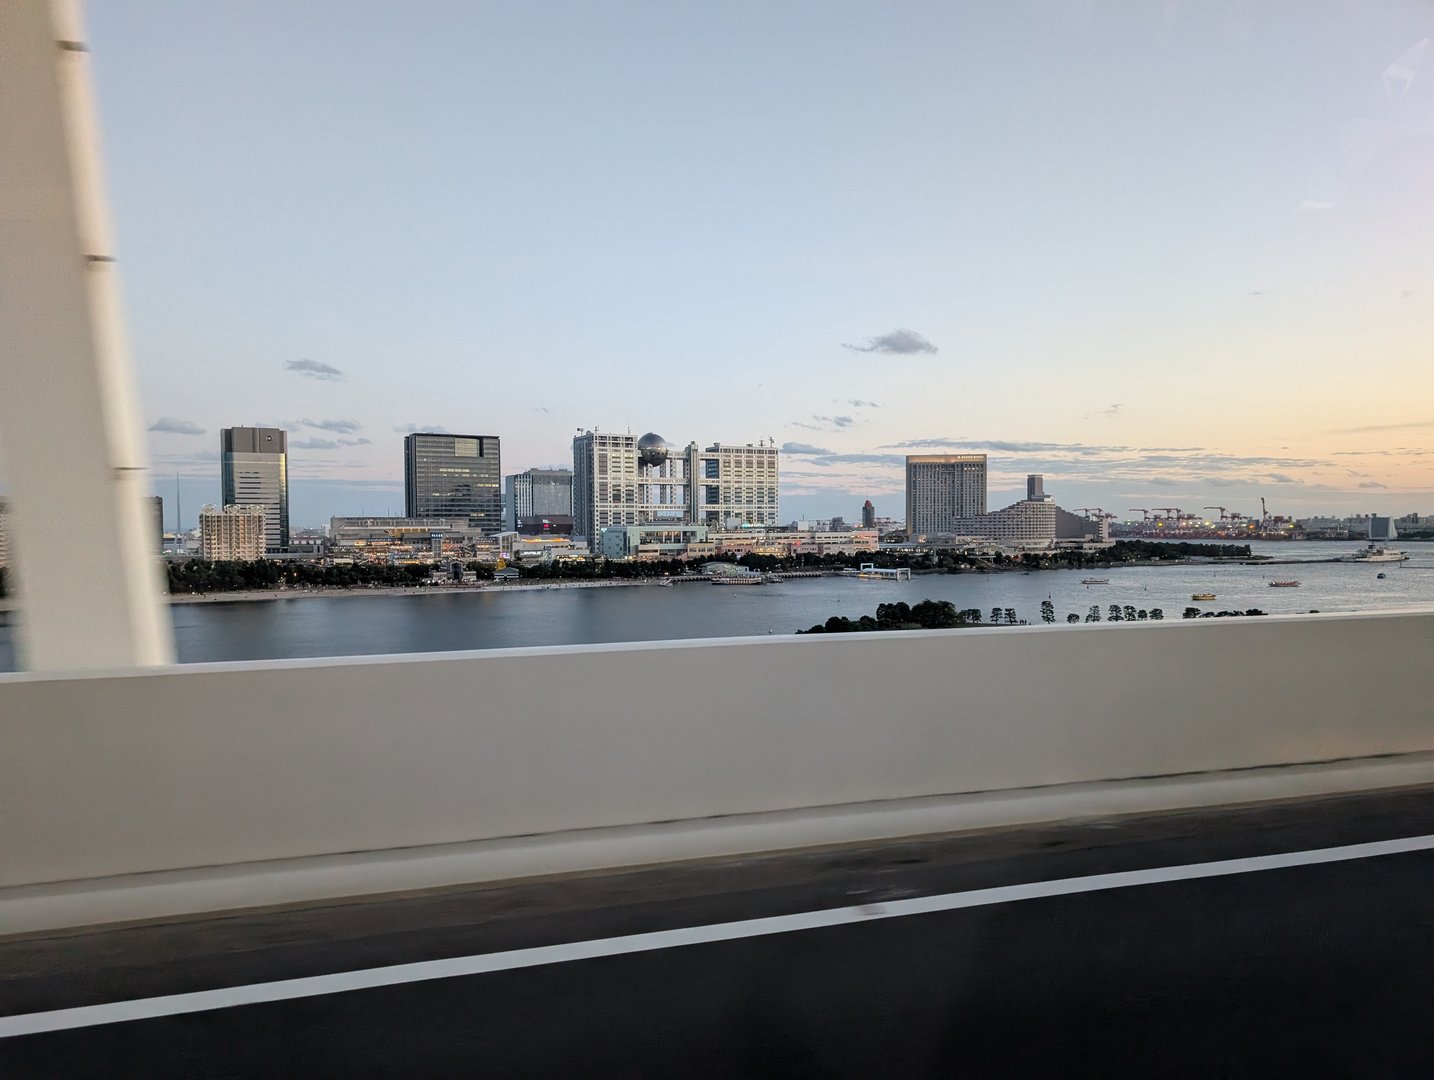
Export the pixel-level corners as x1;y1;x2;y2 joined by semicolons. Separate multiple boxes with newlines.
1080;577;1110;585
1339;544;1409;564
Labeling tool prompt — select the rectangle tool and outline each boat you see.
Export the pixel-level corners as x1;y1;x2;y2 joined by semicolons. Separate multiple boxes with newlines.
709;574;763;585
656;578;675;587
1080;578;1110;585
1377;572;1387;580
1268;580;1300;588
1191;593;1216;602
1339;544;1409;564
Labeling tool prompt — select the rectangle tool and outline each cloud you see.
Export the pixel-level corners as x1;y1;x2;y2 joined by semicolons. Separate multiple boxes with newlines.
148;417;205;435
284;358;345;381
290;436;372;451
1267;473;1298;483
845;399;881;409
1330;419;1434;434
791;414;857;432
1358;481;1388;489
1246;289;1269;297
532;407;551;414
393;423;450;434
286;417;362;434
1382;37;1428;96
781;442;833;455
841;328;938;355
1295;200;1335;212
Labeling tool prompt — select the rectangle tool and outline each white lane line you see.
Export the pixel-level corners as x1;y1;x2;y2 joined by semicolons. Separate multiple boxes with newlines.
5;832;1434;1038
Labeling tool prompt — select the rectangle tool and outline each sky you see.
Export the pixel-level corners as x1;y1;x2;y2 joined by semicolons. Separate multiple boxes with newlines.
62;1;1434;527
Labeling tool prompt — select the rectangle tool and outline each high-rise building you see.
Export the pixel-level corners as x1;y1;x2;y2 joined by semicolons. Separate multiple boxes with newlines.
905;454;987;536
404;433;501;533
1026;474;1047;501
572;430;779;550
695;441;780;530
221;427;289;552
199;504;266;561
861;499;876;528
503;468;573;531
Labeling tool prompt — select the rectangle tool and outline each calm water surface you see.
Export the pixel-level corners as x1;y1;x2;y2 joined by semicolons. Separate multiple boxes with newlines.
2;541;1431;669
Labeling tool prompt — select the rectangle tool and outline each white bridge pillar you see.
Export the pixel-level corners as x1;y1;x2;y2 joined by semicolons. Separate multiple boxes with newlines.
0;0;174;669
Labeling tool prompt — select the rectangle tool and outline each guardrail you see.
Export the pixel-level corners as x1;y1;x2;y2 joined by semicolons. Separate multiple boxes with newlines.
2;610;1432;929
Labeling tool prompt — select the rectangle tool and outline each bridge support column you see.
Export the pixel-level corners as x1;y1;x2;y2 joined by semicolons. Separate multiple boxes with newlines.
0;0;174;669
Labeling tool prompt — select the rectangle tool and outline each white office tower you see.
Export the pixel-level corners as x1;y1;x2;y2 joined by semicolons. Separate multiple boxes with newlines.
199;504;266;561
691;441;780;529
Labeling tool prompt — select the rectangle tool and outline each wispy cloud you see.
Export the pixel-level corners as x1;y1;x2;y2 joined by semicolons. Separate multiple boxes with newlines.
1295;199;1335;212
1358;481;1388;489
845;398;881;409
290;436;372;450
284;358;345;381
781;442;833;455
1330;419;1434;434
841;328;937;355
393;423;450;434
792;414;856;432
148;417;205;436
532;407;551;414
285;417;362;434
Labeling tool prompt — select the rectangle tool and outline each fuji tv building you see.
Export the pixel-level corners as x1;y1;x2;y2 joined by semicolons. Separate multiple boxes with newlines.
572;431;779;552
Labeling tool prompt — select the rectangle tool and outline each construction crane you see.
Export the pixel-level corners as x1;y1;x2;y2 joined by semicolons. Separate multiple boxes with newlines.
1128;508;1152;521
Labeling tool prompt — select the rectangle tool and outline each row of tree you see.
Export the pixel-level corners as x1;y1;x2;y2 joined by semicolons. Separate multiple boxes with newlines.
166;559;430;594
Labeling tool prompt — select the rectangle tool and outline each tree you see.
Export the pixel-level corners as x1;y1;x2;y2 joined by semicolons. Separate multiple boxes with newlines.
1183;607;1201;619
1066;612;1080;624
1003;608;1018;625
1123;605;1137;622
1150;608;1164;620
1086;605;1101;623
1108;604;1123;622
990;607;1002;626
1040;600;1055;624
1136;609;1148;621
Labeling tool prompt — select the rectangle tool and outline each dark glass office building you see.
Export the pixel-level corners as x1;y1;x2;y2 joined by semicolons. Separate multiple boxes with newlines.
221;426;289;551
404;433;501;533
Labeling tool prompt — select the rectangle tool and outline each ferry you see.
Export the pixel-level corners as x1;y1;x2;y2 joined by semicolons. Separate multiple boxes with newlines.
709;574;764;585
1191;593;1216;602
1268;580;1301;588
1080;577;1110;585
1339;544;1409;564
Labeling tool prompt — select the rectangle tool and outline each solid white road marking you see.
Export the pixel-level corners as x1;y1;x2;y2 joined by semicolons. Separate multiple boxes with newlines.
4;832;1434;1038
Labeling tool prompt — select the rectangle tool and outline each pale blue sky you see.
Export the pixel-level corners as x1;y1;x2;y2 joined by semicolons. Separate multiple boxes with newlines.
76;1;1434;526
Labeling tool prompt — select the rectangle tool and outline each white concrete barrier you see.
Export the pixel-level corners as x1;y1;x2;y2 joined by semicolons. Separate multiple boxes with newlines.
2;611;1432;928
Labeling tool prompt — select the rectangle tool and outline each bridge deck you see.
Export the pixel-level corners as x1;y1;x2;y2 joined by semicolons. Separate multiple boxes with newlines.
4;785;1434;1076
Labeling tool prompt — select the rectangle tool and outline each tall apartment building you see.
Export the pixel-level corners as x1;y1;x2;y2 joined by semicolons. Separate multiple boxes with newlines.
221;427;289;552
905;454;987;536
572;431;779;550
861;499;876;528
199;504;266;561
403;433;501;534
503;468;573;531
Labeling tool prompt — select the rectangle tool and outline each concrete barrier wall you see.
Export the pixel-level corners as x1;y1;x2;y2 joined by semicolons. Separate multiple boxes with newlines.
2;611;1433;890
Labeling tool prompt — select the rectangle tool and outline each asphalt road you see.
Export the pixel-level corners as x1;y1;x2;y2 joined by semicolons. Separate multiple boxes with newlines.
5;786;1434;1077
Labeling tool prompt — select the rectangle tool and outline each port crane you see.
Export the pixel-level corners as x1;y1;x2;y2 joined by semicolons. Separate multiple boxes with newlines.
1153;507;1185;525
1204;505;1232;522
1128;508;1152;521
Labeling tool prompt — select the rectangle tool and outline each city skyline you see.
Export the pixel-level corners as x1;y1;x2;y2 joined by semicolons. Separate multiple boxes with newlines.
32;2;1434;525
